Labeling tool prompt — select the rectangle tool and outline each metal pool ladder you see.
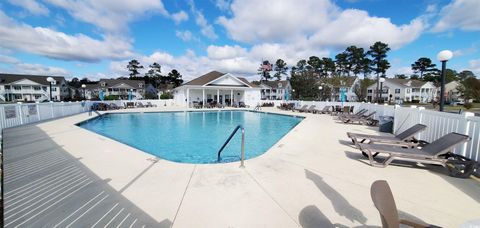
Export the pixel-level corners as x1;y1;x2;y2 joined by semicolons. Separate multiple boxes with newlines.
217;125;245;167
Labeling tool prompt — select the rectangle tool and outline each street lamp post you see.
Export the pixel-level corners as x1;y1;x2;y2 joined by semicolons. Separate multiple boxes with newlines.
318;86;323;101
46;77;55;101
81;84;86;100
379;77;385;103
437;50;453;112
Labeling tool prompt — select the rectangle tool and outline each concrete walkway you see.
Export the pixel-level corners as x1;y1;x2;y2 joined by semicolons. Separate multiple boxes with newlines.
3;106;480;227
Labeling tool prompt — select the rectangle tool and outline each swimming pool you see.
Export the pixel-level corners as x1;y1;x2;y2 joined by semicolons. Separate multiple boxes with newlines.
78;111;303;164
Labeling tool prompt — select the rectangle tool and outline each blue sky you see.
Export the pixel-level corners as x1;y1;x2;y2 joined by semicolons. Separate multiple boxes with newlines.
0;0;479;81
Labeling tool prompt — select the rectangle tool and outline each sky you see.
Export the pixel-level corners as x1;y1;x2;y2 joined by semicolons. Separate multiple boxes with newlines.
0;0;479;82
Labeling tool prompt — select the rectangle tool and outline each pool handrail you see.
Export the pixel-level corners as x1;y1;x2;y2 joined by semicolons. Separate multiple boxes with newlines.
217;125;245;167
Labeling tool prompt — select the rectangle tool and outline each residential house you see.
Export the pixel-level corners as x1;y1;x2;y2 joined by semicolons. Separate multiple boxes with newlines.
320;76;360;101
173;71;261;107
253;80;292;100
0;73;68;102
366;78;437;103
83;79;145;100
444;81;461;103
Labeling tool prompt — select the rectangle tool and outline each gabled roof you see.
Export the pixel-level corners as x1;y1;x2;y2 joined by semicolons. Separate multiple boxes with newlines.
0;73;66;86
386;78;427;87
253;80;290;89
184;71;225;86
182;71;259;88
99;79;144;88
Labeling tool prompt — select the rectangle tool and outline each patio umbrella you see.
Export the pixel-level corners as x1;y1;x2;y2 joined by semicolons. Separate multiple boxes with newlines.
341;87;346;106
99;89;105;101
285;90;289;101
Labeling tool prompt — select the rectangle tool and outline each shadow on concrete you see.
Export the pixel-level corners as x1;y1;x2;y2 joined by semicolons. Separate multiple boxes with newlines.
343;149;480;204
2;125;169;227
338;139;357;149
299;205;334;228
305;169;367;225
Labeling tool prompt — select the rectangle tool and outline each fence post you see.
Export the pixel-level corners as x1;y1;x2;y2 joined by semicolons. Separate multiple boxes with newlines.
416;107;425;140
458;112;475;157
50;101;54;118
61;101;65;116
36;101;41;121
17;102;23;125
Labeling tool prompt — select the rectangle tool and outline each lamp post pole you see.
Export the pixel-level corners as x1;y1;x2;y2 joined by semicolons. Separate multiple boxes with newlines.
318;86;323;101
379;77;385;104
437;50;453;112
81;84;86;100
46;77;54;101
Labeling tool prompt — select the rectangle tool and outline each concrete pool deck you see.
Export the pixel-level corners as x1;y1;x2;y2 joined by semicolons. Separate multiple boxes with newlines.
3;106;480;227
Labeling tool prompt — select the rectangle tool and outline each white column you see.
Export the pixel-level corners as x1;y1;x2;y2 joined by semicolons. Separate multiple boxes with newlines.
202;89;205;108
230;90;233;106
186;88;190;108
217;89;219;103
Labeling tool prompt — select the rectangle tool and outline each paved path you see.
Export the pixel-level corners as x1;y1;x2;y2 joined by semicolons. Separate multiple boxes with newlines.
3;126;167;227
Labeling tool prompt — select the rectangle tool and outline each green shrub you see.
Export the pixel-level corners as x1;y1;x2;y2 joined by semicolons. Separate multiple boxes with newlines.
463;102;473;109
160;93;173;99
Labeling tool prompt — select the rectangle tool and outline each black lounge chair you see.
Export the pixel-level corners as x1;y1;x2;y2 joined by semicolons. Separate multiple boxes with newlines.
371;180;440;228
358;132;476;178
347;124;427;147
293;105;308;112
343;111;378;125
338;109;367;120
317;106;331;114
306;105;317;113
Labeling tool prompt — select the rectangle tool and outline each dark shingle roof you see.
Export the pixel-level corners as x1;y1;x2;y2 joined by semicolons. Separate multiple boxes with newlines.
98;79;144;88
255;80;289;89
184;71;225;86
0;73;66;86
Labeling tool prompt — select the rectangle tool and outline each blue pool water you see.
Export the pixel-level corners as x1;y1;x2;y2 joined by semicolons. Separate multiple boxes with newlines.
78;111;303;164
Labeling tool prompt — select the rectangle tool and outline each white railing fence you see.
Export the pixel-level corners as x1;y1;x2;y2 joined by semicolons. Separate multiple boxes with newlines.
393;106;480;162
0;101;91;131
0;99;176;131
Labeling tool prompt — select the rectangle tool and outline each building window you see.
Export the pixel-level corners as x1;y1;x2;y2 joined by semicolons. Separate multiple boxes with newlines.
395;89;400;94
13;86;21;90
139;83;144;88
34;94;42;99
395;96;400;100
33;86;41;90
14;94;22;99
51;87;57;91
101;82;106;87
278;83;282;88
42;86;47;91
22;86;31;90
367;89;372;93
4;85;10;90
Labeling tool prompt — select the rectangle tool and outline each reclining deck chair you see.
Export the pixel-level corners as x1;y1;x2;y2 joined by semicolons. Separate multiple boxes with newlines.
358;132;475;178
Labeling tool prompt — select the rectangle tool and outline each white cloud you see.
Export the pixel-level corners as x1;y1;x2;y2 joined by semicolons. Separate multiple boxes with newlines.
0;10;133;62
7;0;50;16
207;45;247;59
432;0;480;32
218;0;424;50
175;30;193;41
215;0;231;11
468;59;480;75
0;55;69;75
171;11;189;24
188;0;218;39
43;0;169;33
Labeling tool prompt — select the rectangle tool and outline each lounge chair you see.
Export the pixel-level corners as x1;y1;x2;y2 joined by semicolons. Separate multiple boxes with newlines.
306;105;317;113
317;106;331;114
347;124;427;147
342;111;378;125
338;108;368;120
136;102;145;108
293;105;308;112
358;132;476;178
147;102;157;107
371;180;440;228
239;102;246;108
126;102;135;108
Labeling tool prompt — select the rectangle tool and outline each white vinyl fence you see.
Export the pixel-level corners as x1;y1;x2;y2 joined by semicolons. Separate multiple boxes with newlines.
0;99;176;131
261;100;479;162
0;101;91;131
393;106;480;162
